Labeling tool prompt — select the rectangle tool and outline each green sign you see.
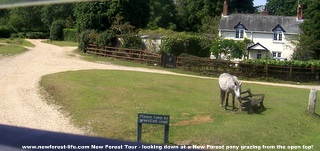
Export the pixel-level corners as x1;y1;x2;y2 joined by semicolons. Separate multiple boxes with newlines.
137;113;170;144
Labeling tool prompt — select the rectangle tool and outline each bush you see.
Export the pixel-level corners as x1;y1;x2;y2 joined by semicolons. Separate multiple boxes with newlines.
25;32;49;39
96;30;116;48
10;32;25;38
50;20;65;40
78;29;98;52
0;26;12;38
121;34;144;49
63;28;78;42
160;32;211;57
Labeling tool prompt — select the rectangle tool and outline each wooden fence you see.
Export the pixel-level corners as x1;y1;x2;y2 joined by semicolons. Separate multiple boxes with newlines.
85;45;320;82
86;44;161;65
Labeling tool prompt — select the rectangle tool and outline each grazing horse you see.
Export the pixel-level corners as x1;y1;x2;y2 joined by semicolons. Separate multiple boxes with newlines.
218;73;242;111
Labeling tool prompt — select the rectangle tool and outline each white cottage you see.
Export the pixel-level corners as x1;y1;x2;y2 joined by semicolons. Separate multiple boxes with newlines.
218;0;304;60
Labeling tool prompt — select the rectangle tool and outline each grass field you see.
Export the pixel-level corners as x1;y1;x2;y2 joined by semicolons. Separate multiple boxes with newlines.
0;38;33;56
40;70;320;150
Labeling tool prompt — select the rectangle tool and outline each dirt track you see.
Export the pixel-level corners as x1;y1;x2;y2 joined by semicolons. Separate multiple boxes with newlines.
0;39;318;135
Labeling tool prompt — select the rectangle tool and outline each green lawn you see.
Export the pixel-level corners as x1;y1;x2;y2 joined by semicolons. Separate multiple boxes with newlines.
0;38;33;56
40;70;320;149
0;38;34;47
0;44;26;56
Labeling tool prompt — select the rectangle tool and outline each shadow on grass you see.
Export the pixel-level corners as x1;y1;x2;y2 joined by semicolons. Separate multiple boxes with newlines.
0;124;199;151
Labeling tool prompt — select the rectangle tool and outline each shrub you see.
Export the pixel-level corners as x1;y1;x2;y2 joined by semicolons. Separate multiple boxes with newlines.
0;26;12;38
50;20;65;40
160;32;211;57
63;28;78;42
78;29;98;52
25;32;49;39
121;34;144;49
10;32;25;38
96;30;116;48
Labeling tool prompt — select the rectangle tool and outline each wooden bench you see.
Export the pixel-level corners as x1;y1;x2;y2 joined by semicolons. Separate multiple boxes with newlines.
240;89;265;114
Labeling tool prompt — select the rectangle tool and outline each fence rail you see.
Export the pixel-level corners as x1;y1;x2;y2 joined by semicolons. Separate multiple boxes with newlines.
85;45;320;82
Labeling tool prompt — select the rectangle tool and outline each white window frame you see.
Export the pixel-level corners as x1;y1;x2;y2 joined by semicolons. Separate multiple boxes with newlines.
272;52;282;58
235;29;244;39
273;31;283;41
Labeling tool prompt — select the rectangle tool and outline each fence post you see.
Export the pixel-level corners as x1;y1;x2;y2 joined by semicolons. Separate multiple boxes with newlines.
308;89;317;114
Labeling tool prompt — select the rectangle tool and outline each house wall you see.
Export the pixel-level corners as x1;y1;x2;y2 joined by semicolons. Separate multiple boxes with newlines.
220;30;297;60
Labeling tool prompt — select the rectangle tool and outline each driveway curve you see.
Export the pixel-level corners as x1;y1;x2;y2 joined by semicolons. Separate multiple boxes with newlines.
0;39;318;135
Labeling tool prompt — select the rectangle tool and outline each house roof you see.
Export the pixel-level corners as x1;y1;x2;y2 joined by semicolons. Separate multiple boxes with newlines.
247;42;268;51
219;14;302;34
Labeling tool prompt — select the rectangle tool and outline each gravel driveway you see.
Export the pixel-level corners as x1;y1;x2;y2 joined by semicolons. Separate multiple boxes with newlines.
0;39;318;135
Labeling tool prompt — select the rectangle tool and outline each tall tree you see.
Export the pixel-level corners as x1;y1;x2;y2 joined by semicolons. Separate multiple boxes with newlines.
229;0;255;14
147;0;176;30
74;1;111;32
41;4;75;28
8;6;45;32
266;0;307;16
299;0;320;59
175;0;255;32
113;0;150;29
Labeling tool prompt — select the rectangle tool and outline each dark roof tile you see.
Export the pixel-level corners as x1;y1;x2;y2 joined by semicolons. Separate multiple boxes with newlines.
219;14;302;34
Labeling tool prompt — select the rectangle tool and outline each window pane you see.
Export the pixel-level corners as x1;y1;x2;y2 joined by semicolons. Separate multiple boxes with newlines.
257;54;261;59
236;30;239;38
273;53;276;57
273;33;277;40
279;32;282;41
278;53;281;58
240;30;244;38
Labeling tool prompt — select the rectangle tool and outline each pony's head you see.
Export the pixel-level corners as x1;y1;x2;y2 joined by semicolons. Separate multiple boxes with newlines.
234;82;242;98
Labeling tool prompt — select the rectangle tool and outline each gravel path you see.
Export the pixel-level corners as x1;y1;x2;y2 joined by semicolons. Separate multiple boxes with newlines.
0;39;318;135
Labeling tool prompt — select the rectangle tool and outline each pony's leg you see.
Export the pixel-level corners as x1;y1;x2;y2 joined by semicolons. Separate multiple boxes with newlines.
238;98;242;112
225;92;229;110
232;93;235;111
220;89;225;107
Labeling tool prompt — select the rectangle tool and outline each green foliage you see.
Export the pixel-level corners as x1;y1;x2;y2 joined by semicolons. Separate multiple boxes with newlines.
110;14;134;35
210;38;251;59
243;59;320;68
41;4;75;28
25;32;48;39
63;28;78;42
147;0;177;30
96;30;116;48
50;20;64;40
299;0;320;59
266;0;304;16
74;1;111;33
160;32;211;57
0;25;12;38
121;34;144;49
175;0;255;32
78;29;98;52
8;6;46;32
138;28;175;36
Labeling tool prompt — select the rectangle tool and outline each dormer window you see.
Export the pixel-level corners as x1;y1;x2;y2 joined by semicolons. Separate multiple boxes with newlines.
234;22;247;39
273;31;283;41
272;24;285;42
236;29;244;38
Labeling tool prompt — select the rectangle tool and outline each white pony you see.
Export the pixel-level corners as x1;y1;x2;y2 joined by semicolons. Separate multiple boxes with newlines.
218;73;242;111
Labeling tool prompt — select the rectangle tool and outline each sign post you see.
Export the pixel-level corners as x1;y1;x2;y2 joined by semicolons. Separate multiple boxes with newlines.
137;113;170;144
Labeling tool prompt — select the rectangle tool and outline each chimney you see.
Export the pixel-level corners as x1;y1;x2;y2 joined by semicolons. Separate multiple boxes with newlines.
297;4;303;20
222;0;228;16
260;6;268;15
